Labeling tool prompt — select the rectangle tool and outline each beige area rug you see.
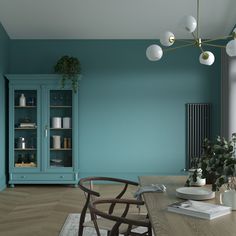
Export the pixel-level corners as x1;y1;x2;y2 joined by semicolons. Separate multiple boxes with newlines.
59;214;148;236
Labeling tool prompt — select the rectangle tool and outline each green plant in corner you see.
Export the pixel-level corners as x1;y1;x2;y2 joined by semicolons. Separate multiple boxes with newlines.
189;134;236;191
54;55;81;93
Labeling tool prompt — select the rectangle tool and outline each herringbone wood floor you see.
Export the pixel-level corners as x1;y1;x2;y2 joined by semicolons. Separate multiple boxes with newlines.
0;184;144;236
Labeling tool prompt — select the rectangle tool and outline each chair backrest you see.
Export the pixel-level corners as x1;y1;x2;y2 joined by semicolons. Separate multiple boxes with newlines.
89;198;149;236
78;176;139;211
78;176;139;236
79;176;139;195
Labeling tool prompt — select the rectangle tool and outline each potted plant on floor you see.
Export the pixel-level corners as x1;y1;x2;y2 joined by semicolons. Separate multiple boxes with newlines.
54;55;81;93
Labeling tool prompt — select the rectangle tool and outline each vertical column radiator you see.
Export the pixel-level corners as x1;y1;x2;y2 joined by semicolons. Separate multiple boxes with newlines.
186;103;211;169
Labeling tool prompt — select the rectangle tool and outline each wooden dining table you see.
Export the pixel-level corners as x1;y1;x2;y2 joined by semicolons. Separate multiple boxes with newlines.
139;176;236;236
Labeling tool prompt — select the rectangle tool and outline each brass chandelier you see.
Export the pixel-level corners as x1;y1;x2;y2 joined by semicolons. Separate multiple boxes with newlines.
146;0;236;66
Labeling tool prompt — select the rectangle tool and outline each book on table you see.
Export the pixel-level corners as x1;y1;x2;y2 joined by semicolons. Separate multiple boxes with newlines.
167;200;231;220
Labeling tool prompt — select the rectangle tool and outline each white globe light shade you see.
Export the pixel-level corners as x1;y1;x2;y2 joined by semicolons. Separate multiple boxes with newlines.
160;31;175;47
199;51;215;66
226;40;236;57
146;45;163;61
182;15;197;33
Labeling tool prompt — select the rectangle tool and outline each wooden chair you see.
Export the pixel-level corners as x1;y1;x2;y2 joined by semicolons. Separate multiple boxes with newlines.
78;177;152;236
89;198;152;236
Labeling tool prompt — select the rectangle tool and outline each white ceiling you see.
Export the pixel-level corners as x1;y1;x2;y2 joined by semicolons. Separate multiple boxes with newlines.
0;0;235;39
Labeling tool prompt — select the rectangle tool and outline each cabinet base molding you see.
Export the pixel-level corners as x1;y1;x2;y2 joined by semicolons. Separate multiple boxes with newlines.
9;172;79;185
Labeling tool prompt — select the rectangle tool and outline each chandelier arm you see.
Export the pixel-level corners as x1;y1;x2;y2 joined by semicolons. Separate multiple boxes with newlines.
163;42;196;52
199;46;204;53
202;35;233;43
191;32;198;41
202;43;226;48
175;39;194;44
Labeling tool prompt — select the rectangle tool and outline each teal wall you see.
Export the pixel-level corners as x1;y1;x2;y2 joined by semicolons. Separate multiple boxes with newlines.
9;40;221;180
0;24;9;190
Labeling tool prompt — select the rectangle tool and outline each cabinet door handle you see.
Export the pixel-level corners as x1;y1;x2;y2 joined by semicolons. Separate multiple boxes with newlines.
45;125;48;138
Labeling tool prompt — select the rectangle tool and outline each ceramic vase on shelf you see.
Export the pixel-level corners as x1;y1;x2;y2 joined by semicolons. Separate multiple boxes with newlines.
19;94;26;107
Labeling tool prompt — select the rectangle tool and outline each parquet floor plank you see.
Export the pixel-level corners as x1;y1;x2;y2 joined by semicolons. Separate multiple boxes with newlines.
0;184;145;236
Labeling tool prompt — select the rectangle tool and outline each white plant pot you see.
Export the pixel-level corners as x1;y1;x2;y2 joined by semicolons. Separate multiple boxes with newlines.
188;168;206;186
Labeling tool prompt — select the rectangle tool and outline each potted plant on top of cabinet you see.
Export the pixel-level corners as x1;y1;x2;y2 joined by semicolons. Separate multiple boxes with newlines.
54;55;81;93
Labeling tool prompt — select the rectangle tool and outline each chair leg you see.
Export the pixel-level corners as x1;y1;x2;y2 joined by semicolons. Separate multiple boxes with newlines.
148;225;152;236
125;224;132;236
92;219;101;236
78;208;87;236
78;197;90;236
78;225;84;236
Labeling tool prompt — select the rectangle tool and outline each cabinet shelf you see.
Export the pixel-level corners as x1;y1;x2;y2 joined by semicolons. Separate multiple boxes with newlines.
50;128;72;130
50;106;72;108
15;128;37;130
15;148;36;151
15;106;36;108
50;148;72;151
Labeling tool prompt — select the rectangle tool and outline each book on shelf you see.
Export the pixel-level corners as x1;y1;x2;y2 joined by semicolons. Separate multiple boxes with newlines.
19;123;36;128
167;200;231;220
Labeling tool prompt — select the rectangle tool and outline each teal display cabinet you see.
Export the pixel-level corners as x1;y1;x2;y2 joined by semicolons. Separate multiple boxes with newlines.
6;75;79;187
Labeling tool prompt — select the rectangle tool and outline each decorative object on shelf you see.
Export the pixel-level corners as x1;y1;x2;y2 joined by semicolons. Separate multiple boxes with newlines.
19;93;26;106
54;55;81;93
50;159;63;167
15;162;36;167
19;123;36;128
27;97;36;106
67;138;71;149
190;134;236;193
15;117;36;128
63;137;72;149
17;137;26;149
63;137;68;148
146;0;236;66
52;135;61;149
63;117;71;128
52;117;62;128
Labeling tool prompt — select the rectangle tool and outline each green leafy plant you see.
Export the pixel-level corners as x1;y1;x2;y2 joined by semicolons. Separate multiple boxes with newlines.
54;55;81;93
189;134;236;191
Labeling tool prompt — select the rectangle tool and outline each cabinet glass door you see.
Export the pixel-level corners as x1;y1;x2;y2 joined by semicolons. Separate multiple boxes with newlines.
49;90;72;168
14;90;38;168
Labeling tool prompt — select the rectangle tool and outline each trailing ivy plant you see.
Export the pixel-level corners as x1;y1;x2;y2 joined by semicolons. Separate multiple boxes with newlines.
54;55;81;93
